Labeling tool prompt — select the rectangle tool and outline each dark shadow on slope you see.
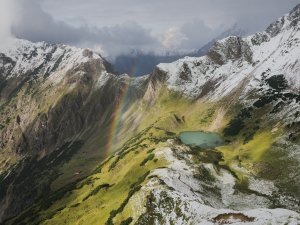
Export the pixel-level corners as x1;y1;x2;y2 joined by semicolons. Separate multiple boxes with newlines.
0;59;147;222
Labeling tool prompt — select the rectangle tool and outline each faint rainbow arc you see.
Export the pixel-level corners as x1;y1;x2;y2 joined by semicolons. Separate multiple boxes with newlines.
105;65;138;154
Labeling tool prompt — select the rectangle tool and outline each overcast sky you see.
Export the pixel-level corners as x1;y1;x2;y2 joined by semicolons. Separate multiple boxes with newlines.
1;0;299;57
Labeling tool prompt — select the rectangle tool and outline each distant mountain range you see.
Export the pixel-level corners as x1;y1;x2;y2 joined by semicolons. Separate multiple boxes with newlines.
112;24;247;77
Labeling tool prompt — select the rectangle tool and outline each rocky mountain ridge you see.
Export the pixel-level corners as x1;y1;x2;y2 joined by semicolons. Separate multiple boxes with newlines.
154;4;300;100
0;4;300;225
0;38;148;222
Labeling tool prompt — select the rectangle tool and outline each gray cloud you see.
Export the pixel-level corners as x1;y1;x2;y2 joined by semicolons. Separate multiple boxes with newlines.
11;0;160;56
9;0;228;55
180;20;223;50
42;0;299;32
1;0;299;56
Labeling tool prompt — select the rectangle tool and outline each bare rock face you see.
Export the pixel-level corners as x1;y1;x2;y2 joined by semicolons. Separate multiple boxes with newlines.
0;54;15;78
143;67;168;103
289;3;300;25
179;63;192;81
267;4;300;37
82;49;94;58
207;36;253;65
266;17;286;37
251;32;270;46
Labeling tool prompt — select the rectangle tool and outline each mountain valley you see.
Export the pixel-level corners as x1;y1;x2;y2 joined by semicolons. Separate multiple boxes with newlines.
0;4;300;225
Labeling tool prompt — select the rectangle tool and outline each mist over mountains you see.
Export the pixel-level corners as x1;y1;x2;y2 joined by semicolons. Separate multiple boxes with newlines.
112;24;247;76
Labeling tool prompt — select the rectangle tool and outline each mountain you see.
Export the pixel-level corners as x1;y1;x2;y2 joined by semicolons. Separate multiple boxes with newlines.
112;25;247;77
1;3;300;225
194;23;247;57
0;39;148;222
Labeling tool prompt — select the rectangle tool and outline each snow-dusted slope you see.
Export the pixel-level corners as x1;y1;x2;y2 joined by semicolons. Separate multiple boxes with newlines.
140;146;300;225
0;38;149;222
156;4;300;99
0;39;106;84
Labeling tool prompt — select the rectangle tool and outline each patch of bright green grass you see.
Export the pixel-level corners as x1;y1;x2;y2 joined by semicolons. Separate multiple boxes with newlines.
217;131;277;182
9;127;170;225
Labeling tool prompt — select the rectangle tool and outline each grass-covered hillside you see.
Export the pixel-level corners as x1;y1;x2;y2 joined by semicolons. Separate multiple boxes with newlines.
5;85;300;224
1;4;300;224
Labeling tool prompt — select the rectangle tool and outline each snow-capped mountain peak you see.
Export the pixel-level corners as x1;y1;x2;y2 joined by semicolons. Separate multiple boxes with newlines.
0;39;104;82
155;5;300;99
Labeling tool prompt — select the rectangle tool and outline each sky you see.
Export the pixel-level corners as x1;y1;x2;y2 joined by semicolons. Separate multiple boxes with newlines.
1;0;299;57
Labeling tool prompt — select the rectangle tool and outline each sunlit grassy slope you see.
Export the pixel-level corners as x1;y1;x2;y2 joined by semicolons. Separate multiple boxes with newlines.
8;126;172;225
7;87;295;225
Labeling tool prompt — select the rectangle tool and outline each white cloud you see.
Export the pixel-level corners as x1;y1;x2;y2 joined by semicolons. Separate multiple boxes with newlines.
158;20;226;52
91;44;108;57
160;27;188;50
179;20;224;50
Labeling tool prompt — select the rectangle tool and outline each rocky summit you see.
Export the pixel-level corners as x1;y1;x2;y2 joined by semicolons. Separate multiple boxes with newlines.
0;4;300;225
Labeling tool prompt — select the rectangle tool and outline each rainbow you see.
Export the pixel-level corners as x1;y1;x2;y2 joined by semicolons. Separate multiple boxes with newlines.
105;65;138;154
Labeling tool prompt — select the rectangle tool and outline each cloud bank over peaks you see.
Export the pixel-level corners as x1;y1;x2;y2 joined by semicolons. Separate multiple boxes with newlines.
1;0;228;57
1;0;298;57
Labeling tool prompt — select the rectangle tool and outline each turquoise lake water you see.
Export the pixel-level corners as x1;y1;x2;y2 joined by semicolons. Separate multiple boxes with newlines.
179;131;224;148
